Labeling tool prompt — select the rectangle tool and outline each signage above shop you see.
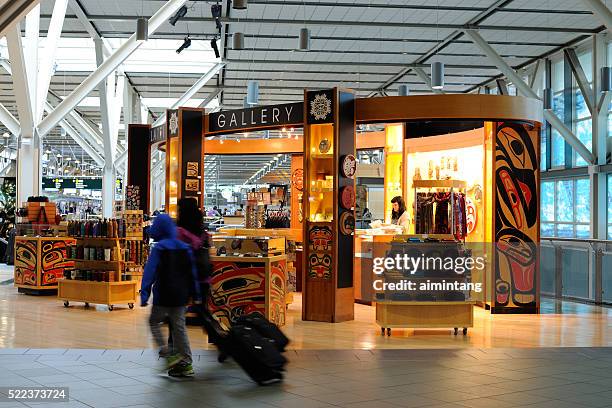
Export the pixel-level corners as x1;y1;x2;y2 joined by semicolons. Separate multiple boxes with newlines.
208;102;303;135
150;124;167;144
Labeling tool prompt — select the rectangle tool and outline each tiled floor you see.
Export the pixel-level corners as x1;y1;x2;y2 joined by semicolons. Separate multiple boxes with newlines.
1;348;612;408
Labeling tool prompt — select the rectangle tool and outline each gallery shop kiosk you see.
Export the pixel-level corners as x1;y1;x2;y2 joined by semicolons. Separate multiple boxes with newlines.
127;91;542;327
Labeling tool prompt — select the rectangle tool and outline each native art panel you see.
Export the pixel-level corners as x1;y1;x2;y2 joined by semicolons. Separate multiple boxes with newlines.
493;122;539;311
14;239;37;286
208;261;266;328
268;260;286;326
40;240;74;286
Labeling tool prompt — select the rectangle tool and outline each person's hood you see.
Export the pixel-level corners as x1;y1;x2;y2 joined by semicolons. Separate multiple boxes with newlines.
149;214;177;241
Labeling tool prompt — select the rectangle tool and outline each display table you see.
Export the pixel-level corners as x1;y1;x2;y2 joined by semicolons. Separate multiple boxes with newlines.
14;236;75;294
208;254;287;328
58;280;137;311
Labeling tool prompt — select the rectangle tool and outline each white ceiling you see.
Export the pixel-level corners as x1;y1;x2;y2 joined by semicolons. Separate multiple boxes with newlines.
0;0;607;174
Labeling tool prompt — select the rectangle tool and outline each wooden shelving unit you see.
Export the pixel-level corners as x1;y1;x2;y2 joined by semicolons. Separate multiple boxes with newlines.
58;237;137;311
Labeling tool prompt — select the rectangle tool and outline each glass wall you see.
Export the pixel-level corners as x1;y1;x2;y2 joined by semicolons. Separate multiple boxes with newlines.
574;49;593;167
608;174;612;240
551;58;565;168
541;178;590;238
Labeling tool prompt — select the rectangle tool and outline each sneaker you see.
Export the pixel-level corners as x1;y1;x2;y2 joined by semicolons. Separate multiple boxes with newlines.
168;363;195;378
165;354;183;370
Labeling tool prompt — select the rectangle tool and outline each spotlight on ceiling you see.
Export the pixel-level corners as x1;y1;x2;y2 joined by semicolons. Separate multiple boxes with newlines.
398;84;410;96
211;3;222;31
136;17;148;42
431;62;445;90
176;36;192;54
169;5;188;26
2;132;9;138
233;0;247;10
211;38;220;58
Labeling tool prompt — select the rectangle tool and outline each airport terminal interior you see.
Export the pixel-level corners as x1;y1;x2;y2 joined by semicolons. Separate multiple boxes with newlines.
1;0;612;407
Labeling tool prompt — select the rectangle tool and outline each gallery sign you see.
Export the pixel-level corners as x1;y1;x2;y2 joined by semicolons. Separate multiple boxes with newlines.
207;102;303;135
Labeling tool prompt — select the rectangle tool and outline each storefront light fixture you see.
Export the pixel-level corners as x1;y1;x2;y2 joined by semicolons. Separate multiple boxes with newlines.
233;0;247;10
298;28;310;51
136;17;148;42
233;32;244;50
431;62;445;90
601;67;612;92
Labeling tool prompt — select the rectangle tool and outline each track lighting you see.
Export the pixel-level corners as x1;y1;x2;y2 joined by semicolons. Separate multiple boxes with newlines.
233;32;244;50
176;36;192;54
211;38;220;58
169;5;187;26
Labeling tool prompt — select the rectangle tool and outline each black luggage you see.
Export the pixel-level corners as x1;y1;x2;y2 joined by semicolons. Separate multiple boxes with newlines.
198;306;286;385
227;325;286;385
234;312;289;351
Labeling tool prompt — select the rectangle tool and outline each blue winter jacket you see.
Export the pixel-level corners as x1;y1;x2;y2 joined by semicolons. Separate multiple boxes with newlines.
140;214;200;306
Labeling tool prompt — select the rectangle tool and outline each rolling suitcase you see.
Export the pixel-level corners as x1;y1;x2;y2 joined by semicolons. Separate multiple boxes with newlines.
198;306;287;385
234;312;289;351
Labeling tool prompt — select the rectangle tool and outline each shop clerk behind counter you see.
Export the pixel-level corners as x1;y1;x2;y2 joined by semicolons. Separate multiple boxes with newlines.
391;196;410;232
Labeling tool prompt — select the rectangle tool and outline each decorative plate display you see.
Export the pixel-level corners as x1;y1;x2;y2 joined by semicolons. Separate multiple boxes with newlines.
340;185;355;210
292;168;304;191
339;211;355;236
168;110;179;136
310;93;332;121
318;138;331;154
340;154;357;178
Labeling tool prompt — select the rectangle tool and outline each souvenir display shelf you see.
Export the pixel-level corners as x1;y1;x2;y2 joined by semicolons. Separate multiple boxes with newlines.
372;234;475;336
58;237;137;311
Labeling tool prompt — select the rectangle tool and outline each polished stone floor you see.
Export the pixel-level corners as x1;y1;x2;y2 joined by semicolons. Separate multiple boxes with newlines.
1;347;612;408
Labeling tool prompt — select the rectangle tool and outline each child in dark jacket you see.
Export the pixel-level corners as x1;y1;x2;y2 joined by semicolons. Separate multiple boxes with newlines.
141;214;200;377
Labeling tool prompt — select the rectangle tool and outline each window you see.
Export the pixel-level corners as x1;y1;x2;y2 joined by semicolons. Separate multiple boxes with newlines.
573;50;593;168
541;178;591;238
551;58;565;168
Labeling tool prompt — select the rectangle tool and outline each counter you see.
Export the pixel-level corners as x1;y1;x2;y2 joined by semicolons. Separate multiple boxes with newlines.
14;236;75;294
208;254;287;328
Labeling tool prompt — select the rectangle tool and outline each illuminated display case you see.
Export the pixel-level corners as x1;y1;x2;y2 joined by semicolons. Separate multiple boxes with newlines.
303;88;356;323
384;123;404;224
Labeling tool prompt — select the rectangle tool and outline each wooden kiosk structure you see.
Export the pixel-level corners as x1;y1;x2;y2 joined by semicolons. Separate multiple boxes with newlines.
127;93;542;329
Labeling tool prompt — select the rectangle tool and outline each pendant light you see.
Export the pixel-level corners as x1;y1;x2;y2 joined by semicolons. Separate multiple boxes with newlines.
298;28;310;51
431;62;445;90
601;67;612;92
233;32;244;50
246;80;259;105
233;0;247;10
136;1;148;42
136;18;148;42
398;84;410;96
543;88;553;110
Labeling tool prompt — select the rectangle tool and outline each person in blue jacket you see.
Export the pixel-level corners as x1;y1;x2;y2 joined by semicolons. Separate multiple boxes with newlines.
141;214;200;377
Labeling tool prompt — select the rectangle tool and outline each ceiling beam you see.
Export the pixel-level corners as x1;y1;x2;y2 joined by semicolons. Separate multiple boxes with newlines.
38;0;189;138
564;48;595;115
0;0;39;38
0;103;20;135
465;28;595;165
5;24;34;136
580;0;612;29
